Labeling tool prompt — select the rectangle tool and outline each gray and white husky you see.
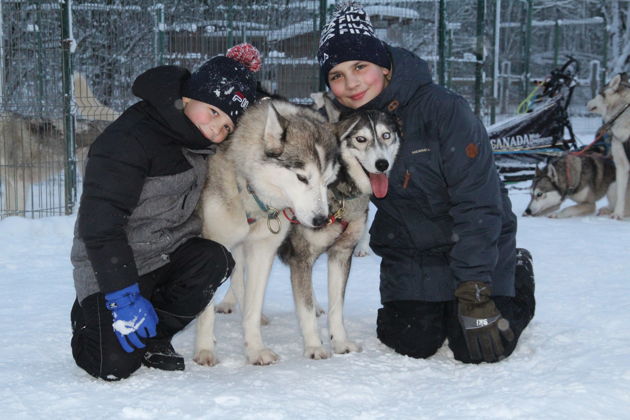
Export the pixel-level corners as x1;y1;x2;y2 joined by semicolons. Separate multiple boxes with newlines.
587;72;630;219
523;153;624;218
194;99;340;366
277;109;400;359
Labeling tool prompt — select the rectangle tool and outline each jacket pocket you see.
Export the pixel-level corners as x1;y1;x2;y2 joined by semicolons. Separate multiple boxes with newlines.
369;209;415;251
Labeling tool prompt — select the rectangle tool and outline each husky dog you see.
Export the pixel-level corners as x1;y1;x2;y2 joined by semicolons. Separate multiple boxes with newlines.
0;73;118;215
523;153;624;218
194;99;340;366
72;72;121;122
587;73;630;219
310;91;371;257
277;110;400;359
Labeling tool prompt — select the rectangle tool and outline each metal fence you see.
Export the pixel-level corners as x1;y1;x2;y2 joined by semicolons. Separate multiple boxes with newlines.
0;0;608;219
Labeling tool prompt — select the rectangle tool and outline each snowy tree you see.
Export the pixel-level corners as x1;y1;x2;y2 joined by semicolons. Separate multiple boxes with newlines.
596;0;630;74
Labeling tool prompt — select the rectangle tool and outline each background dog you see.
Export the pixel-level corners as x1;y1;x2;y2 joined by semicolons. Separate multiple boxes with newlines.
0;73;118;215
194;99;340;366
277;110;400;360
523;153;623;218
587;72;630;219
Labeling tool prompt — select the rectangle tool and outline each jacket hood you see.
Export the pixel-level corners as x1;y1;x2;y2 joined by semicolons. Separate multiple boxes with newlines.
336;45;433;115
132;65;214;150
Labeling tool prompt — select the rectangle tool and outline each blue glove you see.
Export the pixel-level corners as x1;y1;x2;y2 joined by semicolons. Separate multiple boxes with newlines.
104;283;158;353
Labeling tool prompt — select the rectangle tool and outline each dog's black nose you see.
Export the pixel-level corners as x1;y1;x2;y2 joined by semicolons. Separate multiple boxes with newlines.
312;215;328;227
375;159;389;172
524;208;531;215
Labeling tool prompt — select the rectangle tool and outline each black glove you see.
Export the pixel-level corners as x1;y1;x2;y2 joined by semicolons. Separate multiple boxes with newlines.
455;281;514;362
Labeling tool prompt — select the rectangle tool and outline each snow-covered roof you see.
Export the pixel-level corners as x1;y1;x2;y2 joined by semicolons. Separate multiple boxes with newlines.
267;20;318;42
364;6;420;21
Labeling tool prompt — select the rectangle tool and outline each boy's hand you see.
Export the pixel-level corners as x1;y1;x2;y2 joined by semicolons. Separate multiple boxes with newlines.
455;281;514;362
104;283;158;353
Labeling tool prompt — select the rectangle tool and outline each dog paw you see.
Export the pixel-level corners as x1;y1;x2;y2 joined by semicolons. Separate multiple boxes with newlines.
193;349;219;367
547;213;559;219
332;339;362;354
353;247;371;257
597;207;612;216
215;301;235;314
247;348;279;365
611;212;624;220
304;346;330;360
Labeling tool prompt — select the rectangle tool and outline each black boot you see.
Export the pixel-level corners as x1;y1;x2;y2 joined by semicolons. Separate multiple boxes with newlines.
515;248;535;323
71;298;86;334
142;339;185;371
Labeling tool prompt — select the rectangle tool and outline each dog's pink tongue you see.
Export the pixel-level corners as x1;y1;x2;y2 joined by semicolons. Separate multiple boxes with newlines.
369;173;389;198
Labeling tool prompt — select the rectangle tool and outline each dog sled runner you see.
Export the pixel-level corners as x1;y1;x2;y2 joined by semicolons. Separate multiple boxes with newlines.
488;58;579;183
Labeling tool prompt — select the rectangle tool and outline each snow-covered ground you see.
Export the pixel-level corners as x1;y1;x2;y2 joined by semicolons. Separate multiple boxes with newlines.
1;117;629;419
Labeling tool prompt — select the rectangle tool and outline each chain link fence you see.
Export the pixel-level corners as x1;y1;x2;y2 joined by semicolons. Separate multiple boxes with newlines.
0;0;607;219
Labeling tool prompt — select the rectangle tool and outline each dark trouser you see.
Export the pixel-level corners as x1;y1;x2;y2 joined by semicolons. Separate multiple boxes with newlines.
376;248;535;363
71;238;234;380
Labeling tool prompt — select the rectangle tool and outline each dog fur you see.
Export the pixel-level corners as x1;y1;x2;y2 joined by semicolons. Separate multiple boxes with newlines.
587;73;630;219
277;109;400;359
0;73;118;215
523;153;625;218
194;98;341;366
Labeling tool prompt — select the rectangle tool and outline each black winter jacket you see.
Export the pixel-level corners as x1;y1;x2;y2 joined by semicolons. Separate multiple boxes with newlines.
71;66;215;301
346;46;517;302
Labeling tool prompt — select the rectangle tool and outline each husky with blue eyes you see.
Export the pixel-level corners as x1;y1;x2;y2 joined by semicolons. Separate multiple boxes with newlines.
276;109;401;360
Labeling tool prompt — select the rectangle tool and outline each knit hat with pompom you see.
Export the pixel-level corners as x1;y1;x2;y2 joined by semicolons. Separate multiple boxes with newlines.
182;43;261;124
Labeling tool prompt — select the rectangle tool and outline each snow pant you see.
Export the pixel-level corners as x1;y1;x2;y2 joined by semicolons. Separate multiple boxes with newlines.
376;248;535;363
70;237;234;380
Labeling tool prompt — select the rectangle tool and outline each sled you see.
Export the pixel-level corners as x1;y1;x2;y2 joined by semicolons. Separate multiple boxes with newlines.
488;57;579;183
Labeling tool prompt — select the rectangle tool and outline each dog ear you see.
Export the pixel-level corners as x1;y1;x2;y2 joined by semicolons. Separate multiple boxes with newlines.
263;102;287;157
322;94;341;123
310;92;341;123
609;74;623;92
546;161;559;183
335;116;360;143
535;165;543;177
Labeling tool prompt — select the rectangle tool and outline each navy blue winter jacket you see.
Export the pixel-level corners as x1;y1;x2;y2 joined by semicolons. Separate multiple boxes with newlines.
342;46;517;302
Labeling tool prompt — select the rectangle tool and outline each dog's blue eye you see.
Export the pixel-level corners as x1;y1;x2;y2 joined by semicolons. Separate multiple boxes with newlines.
297;174;308;184
536;192;543;197
355;136;367;143
382;132;391;139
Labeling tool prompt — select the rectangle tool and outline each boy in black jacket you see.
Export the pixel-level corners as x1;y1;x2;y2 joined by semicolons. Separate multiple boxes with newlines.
70;44;261;380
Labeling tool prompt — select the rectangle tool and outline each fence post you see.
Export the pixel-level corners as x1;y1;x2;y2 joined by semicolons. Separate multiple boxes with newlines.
491;0;501;124
590;60;600;99
437;0;446;86
0;0;3;103
553;8;561;67
601;14;608;88
521;0;533;98
473;0;485;116
153;4;165;67
446;27;453;89
500;60;511;114
61;0;76;216
34;3;45;117
318;0;327;92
